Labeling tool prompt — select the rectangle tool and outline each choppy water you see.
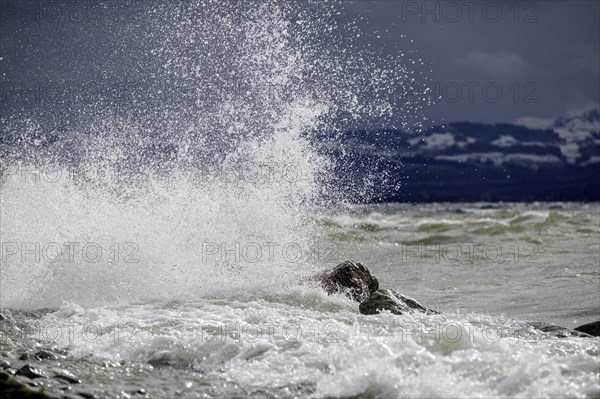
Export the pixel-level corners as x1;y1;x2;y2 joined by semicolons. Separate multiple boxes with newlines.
324;202;600;328
1;203;599;398
1;1;598;397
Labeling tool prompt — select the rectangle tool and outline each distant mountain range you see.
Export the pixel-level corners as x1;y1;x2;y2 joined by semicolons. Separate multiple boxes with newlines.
329;109;600;202
2;105;598;202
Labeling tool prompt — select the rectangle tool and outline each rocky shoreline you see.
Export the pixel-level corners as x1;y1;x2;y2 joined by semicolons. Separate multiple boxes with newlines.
1;260;598;398
0;348;96;399
0;311;147;399
0;351;148;399
315;261;600;338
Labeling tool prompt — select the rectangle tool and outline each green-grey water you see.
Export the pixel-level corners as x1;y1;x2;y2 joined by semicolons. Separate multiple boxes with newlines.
1;202;598;398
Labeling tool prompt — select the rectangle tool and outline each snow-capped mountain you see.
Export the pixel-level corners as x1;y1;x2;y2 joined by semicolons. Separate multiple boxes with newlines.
381;108;600;167
332;109;600;202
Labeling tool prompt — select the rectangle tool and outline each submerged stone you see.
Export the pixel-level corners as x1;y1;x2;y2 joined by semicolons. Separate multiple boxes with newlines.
0;372;56;399
19;354;41;362
359;289;438;316
527;322;593;338
15;365;48;379
54;371;81;384
77;391;99;399
35;351;58;360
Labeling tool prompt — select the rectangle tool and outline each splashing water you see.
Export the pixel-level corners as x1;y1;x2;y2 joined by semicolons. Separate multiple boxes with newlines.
1;4;598;398
0;1;428;309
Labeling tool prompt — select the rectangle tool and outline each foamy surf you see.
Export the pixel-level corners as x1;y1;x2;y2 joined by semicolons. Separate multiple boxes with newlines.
1;1;598;398
1;0;426;309
2;285;598;398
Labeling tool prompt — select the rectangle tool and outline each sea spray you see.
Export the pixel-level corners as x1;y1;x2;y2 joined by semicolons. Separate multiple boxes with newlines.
0;0;428;309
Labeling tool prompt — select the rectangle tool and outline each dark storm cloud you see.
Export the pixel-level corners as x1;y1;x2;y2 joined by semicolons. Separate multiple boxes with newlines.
0;0;598;126
338;0;600;125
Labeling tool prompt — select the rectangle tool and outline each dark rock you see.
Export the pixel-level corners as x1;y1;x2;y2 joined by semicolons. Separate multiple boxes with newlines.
77;392;98;399
527;322;593;338
54;371;81;384
0;371;56;398
0;360;10;369
0;311;13;321
317;261;379;302
35;351;58;360
573;320;600;337
15;365;48;379
359;289;438;316
19;353;41;362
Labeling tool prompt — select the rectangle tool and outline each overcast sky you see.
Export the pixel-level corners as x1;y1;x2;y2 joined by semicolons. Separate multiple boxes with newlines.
1;0;598;127
339;0;600;125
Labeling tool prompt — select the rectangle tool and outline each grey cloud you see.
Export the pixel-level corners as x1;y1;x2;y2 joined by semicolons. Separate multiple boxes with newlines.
452;51;532;79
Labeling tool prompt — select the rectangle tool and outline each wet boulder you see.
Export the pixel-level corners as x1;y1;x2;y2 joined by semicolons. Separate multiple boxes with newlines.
35;351;58;360
54;370;81;384
573;320;600;337
19;354;41;362
359;289;438;316
318;261;379;302
16;365;48;379
0;372;56;398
